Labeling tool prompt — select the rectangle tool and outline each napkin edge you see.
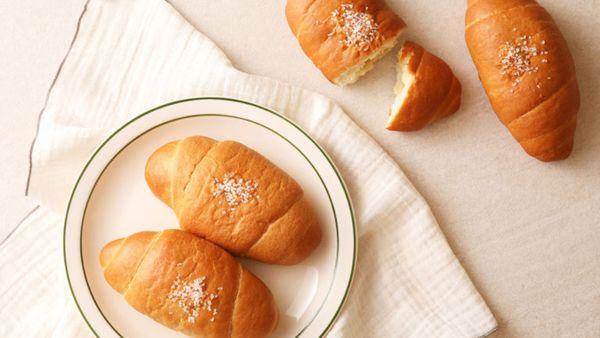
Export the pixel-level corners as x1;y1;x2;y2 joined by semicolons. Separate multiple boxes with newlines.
25;0;91;199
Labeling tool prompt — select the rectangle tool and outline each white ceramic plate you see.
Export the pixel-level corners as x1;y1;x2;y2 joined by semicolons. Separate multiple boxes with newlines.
63;97;356;338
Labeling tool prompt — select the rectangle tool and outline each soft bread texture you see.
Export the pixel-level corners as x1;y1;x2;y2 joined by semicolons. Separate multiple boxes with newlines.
100;230;278;338
465;0;580;161
145;136;321;265
286;0;407;86
387;41;462;131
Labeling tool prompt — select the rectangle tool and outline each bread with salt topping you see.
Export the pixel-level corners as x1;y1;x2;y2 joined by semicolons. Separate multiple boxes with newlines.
100;229;278;338
286;0;407;86
145;136;321;265
465;0;580;161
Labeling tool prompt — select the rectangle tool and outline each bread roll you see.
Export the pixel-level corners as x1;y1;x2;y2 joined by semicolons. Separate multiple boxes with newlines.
145;136;321;265
100;230;278;338
286;0;407;86
387;41;462;131
465;0;580;161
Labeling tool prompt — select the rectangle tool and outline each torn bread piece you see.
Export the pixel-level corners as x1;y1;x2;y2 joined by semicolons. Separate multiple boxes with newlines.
286;0;407;86
387;41;462;131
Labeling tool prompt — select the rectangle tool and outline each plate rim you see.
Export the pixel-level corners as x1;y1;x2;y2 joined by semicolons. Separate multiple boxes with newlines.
63;96;357;338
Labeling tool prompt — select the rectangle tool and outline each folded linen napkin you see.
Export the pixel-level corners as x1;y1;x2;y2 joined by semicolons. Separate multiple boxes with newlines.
8;0;497;336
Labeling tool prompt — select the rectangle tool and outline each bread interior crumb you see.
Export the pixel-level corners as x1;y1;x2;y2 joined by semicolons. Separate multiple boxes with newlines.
334;32;403;86
388;48;416;125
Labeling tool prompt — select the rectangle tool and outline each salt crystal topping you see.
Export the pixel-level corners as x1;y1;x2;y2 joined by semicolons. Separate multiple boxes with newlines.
329;4;379;51
212;173;258;213
167;276;223;323
499;35;549;91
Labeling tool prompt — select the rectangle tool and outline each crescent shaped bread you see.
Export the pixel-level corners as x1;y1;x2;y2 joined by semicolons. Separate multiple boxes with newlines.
286;0;407;86
145;136;321;265
465;0;580;161
100;229;278;338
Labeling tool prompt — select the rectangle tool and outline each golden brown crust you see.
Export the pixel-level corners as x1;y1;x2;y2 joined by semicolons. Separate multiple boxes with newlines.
246;198;321;265
285;0;406;84
231;269;279;338
386;41;462;131
145;136;321;265
465;0;580;161
145;141;178;207
102;232;155;293
100;230;278;338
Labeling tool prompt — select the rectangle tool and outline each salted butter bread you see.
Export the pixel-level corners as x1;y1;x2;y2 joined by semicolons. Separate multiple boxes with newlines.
286;0;407;86
145;136;321;265
387;41;462;131
100;230;278;338
465;0;580;161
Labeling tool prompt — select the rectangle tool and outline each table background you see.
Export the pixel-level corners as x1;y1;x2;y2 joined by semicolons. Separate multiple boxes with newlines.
1;0;598;337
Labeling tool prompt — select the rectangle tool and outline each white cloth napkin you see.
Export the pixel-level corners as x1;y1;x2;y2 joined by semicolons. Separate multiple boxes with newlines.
4;0;497;336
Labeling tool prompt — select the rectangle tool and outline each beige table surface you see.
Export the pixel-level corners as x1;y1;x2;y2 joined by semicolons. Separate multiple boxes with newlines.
1;0;599;337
